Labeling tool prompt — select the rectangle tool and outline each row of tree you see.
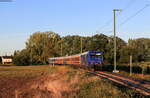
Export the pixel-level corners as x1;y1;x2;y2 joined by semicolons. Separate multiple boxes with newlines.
13;31;150;65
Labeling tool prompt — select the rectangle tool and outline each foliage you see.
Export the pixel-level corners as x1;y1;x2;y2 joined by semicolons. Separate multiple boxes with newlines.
13;49;30;66
104;36;126;63
62;35;82;55
128;38;150;62
26;32;61;64
13;31;61;65
13;31;150;65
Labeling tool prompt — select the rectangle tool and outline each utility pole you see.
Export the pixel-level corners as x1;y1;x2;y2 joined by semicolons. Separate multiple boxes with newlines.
61;38;63;56
72;38;74;55
130;55;132;76
80;37;83;53
113;9;122;73
43;35;46;64
30;44;32;65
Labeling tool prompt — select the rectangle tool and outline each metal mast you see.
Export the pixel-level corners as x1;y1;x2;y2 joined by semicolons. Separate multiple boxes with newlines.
81;37;83;53
113;9;121;73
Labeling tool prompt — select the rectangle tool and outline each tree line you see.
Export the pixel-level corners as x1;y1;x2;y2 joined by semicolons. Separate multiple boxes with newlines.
13;31;150;65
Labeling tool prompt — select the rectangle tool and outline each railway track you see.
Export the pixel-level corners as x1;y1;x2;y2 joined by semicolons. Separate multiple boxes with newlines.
92;71;150;96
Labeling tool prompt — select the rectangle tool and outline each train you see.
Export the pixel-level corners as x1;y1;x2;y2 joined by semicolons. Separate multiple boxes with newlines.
48;51;104;69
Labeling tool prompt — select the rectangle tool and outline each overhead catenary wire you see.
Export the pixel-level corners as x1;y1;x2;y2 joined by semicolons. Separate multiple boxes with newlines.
119;4;150;27
145;0;150;3
106;2;150;34
96;18;113;33
122;0;137;12
96;0;137;34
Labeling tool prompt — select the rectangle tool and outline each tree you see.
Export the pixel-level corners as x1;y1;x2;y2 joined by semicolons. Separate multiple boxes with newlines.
119;46;138;63
62;35;82;55
26;32;61;64
13;31;61;65
88;34;109;51
105;36;127;64
14;31;143;65
128;38;150;62
13;49;30;66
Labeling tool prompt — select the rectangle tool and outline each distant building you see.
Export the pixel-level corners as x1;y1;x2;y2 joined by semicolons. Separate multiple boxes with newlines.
1;56;12;64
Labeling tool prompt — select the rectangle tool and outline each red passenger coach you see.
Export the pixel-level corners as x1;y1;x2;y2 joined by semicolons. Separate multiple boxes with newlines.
68;56;81;65
48;53;83;66
60;55;81;65
48;51;104;69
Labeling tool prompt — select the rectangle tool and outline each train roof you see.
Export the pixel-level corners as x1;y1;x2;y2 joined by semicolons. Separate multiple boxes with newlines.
48;51;103;60
49;51;88;60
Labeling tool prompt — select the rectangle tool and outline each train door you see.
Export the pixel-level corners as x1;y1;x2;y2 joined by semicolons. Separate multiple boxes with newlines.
81;54;88;66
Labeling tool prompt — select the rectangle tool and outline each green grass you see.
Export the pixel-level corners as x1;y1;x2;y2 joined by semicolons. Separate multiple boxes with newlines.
119;71;150;81
73;73;137;98
101;64;150;80
0;65;143;98
0;66;57;78
77;80;128;98
62;67;138;98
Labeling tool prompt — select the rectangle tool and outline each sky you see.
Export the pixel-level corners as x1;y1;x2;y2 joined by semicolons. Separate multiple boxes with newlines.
0;0;150;55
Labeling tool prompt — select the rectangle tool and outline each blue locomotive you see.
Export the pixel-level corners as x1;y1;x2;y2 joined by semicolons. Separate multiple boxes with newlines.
81;51;103;68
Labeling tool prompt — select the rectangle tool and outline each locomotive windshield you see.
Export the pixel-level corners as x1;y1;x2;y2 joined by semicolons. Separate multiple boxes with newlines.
90;53;103;60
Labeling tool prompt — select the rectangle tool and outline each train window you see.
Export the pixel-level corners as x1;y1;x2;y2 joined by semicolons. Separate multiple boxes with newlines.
96;53;102;55
71;57;79;61
74;57;79;61
90;54;102;59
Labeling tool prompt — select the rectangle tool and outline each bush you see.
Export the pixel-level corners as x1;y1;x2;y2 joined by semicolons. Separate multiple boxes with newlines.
101;64;143;74
13;49;30;66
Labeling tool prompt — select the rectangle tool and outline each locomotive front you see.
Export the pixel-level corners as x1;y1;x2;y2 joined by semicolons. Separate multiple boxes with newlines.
88;51;103;69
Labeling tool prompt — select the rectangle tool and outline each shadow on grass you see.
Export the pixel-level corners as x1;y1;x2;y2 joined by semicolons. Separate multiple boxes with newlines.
110;80;146;98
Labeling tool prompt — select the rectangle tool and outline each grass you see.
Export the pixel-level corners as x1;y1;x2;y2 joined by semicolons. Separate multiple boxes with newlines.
59;66;139;98
0;65;57;78
101;64;150;81
119;71;150;81
0;65;144;98
77;80;130;98
72;72;137;98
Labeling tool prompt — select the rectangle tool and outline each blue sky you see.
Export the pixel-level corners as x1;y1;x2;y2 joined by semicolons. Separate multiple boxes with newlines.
0;0;150;55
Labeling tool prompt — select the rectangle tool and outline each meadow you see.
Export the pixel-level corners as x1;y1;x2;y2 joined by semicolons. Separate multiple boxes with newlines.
0;65;143;98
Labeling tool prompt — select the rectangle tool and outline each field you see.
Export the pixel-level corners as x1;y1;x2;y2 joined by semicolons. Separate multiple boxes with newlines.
0;65;142;98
